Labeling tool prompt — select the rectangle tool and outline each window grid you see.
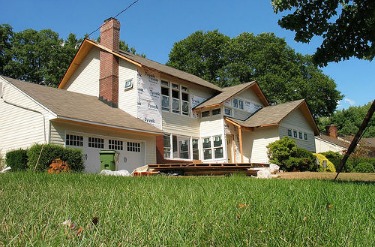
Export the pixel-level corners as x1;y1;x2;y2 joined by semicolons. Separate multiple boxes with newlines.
127;142;141;152
66;134;83;147
88;137;104;148
109;139;123;150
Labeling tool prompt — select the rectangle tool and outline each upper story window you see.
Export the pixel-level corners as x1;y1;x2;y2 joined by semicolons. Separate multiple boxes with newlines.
202;111;210;117
161;81;190;116
224;107;232;116
212;108;221;115
233;98;244;110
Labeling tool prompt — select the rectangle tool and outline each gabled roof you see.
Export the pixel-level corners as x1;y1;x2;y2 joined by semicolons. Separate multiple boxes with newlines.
59;39;222;92
229;99;319;135
194;81;268;110
3;76;162;135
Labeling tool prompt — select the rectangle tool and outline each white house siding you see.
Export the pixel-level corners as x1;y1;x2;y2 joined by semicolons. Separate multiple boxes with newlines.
315;138;346;153
279;109;316;152
200;115;226;163
162;112;200;137
250;127;280;164
50;121;156;172
118;60;138;117
0;80;53;155
237;88;264;106
64;49;100;96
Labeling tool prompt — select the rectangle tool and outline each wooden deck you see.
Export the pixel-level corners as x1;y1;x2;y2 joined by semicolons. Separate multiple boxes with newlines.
147;162;269;176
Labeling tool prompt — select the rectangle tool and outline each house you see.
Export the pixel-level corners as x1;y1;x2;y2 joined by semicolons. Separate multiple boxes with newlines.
315;125;349;154
0;18;319;172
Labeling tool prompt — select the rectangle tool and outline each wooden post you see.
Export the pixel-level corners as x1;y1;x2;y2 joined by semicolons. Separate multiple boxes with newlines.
239;126;243;163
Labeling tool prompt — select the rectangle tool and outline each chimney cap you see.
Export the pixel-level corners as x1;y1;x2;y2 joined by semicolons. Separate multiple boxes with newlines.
103;17;119;23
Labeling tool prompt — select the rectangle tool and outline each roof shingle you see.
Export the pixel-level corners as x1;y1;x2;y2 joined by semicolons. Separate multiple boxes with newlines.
3;76;162;135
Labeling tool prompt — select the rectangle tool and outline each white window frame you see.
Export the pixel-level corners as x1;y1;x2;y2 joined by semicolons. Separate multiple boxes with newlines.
161;81;191;116
202;135;223;160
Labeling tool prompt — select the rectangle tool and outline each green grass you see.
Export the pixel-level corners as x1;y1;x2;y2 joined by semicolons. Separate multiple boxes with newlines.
1;172;374;246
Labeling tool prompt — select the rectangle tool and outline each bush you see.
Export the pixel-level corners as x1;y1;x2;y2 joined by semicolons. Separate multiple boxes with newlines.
267;137;316;171
314;153;336;172
353;162;375;173
321;151;343;170
5;149;28;171
27;144;84;172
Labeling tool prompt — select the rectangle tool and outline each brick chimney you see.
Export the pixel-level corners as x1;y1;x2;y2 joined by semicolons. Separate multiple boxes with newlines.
326;124;338;138
99;17;120;107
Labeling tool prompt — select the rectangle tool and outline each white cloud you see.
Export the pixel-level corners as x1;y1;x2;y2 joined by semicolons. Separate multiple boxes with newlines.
344;97;356;106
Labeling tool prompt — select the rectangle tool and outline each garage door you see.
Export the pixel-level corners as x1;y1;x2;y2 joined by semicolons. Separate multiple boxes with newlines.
66;133;145;173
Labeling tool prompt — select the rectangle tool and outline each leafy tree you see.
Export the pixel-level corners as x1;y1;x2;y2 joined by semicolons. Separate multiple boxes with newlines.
318;101;375;137
272;0;375;66
0;24;13;75
2;28;79;87
167;30;342;117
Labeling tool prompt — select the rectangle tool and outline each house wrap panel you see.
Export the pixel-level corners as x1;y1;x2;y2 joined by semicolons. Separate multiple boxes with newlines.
250;127;280;163
118;60;138;117
64;49;100;96
0;80;51;154
237;88;264;106
279;109;316;152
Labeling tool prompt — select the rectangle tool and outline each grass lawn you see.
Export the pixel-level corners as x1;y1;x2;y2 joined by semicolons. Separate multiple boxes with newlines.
1;172;374;246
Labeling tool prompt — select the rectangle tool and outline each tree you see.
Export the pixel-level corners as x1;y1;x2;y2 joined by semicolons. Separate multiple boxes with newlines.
167;30;342;117
2;28;79;87
318;101;375;137
0;24;13;75
272;0;375;66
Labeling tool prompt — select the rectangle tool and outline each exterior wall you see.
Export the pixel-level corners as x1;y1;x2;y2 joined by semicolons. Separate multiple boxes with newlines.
64;49;100;96
315;138;346;153
50;121;157;171
0;80;53;156
237;88;264;105
118;60;138;117
199;115;226;163
279;109;316;152
250;127;280;164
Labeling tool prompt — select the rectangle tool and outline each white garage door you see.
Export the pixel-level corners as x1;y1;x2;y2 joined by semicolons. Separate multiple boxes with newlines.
66;133;145;173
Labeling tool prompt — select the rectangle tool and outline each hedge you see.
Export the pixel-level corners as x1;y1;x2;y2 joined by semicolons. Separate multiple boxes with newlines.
27;144;84;172
5;149;28;171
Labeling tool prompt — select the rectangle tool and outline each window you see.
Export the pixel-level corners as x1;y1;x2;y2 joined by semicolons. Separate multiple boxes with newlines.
299;131;303;139
202;111;210;117
203;135;223;160
88;137;104;148
164;134;191;159
164;134;171;158
304;133;308;140
127;142;141;152
66;134;83;146
192;139;199;160
233;98;239;108
203;137;212;160
172;84;180;114
287;129;292;137
212;108;221;115
109;139;123;150
161;81;190;116
293;130;298;138
161;82;170;111
224;108;232;116
181;87;189;116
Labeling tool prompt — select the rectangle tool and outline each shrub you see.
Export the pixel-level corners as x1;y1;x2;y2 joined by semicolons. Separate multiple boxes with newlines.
27;144;84;172
5;149;28;171
353;162;375;173
321;151;343;170
267;137;316;171
314;153;336;172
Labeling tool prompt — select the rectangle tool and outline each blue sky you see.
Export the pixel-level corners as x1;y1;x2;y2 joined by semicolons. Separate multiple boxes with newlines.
1;0;373;109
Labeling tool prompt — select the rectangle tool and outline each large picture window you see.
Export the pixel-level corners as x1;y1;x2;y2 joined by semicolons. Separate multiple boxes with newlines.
164;134;194;160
